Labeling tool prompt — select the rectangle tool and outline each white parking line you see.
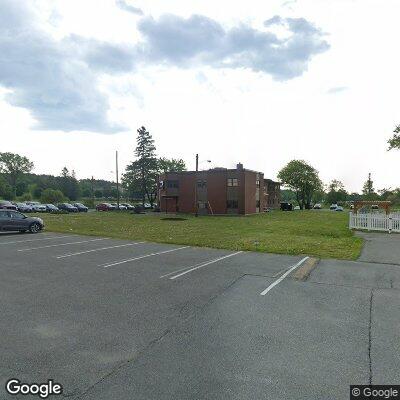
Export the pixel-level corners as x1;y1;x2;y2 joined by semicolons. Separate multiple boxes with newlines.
159;257;223;278
260;257;309;296
272;267;291;278
169;251;243;280
101;246;189;268
56;242;145;258
18;238;107;252
0;235;74;245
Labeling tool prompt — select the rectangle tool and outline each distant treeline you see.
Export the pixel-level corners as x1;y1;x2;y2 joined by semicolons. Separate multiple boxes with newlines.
0;168;118;203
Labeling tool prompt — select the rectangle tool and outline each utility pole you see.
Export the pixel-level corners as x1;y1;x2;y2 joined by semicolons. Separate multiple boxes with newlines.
116;151;120;210
195;153;199;217
91;176;94;208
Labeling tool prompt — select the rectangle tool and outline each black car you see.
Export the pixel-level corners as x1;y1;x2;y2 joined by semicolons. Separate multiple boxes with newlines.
0;200;18;210
73;203;88;212
0;210;44;233
57;203;79;212
280;202;293;211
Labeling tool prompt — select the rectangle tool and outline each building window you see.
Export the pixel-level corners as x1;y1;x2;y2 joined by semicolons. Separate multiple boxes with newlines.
166;180;179;189
197;180;207;188
256;180;260;188
227;178;239;187
227;200;238;209
256;200;260;208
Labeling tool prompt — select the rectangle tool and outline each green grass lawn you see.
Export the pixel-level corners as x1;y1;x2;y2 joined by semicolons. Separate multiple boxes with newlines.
35;210;363;260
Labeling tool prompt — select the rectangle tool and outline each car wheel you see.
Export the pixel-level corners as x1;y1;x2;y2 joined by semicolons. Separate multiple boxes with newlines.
29;223;41;233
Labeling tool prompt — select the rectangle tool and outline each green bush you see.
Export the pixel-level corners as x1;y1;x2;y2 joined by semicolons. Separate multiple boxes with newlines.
41;189;65;204
18;192;33;201
80;198;95;208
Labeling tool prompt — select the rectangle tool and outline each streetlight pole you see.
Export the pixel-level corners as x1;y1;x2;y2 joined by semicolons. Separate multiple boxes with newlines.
195;153;199;217
91;176;94;208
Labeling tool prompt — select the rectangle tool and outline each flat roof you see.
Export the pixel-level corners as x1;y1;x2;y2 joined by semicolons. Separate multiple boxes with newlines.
161;168;263;175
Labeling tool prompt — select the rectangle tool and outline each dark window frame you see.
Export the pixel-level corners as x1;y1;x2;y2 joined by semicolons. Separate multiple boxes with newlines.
166;180;179;189
227;200;239;209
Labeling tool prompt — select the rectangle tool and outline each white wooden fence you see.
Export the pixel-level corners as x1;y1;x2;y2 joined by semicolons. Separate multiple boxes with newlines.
349;212;400;233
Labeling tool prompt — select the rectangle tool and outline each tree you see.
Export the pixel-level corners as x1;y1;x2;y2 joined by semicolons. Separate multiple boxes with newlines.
0;152;34;198
388;124;400;150
277;160;323;209
158;157;186;173
58;167;80;200
41;189;65;204
325;179;348;204
124;126;158;206
362;173;377;200
0;174;13;199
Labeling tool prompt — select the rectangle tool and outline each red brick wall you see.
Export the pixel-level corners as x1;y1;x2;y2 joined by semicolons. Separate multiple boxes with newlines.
259;173;265;211
207;171;227;214
244;170;257;214
178;174;196;213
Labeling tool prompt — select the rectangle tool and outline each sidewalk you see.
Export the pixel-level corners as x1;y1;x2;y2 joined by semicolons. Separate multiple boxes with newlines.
356;232;400;265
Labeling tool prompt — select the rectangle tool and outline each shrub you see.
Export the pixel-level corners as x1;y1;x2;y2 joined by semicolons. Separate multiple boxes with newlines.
18;192;33;201
41;189;65;204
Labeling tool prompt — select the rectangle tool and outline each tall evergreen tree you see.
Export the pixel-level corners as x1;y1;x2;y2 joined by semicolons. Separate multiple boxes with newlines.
388;124;400;150
124;126;158;206
362;173;376;200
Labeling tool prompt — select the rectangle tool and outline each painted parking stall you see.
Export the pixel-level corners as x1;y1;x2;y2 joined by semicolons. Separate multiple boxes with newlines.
1;232;399;399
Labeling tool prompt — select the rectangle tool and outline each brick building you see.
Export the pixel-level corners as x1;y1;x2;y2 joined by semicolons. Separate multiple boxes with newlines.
158;163;265;215
264;179;281;209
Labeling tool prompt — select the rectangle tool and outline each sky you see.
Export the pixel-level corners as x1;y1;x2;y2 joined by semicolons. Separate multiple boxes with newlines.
0;0;399;192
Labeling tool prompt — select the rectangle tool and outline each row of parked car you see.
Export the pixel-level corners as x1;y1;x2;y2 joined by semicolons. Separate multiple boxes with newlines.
0;200;89;213
0;200;155;214
95;202;152;211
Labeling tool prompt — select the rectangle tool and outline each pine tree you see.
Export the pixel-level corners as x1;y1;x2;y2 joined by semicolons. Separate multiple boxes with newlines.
125;126;158;206
362;173;375;200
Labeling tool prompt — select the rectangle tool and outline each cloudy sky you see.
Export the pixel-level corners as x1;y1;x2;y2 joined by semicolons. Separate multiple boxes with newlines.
0;0;398;192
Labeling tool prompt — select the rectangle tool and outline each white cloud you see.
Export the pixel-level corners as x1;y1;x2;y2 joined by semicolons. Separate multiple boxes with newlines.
0;0;399;192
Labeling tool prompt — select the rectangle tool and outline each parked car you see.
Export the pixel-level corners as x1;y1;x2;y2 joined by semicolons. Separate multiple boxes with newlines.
280;202;293;211
313;203;322;209
45;204;59;212
143;202;152;209
0;209;44;233
330;204;338;210
31;203;47;212
73;203;88;212
335;206;344;211
57;203;79;212
294;206;301;210
0;200;18;210
111;203;127;210
96;203;116;211
13;202;33;212
121;203;134;210
133;205;146;214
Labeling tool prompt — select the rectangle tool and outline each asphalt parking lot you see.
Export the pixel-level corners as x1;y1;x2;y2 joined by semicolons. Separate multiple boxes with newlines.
0;232;399;399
